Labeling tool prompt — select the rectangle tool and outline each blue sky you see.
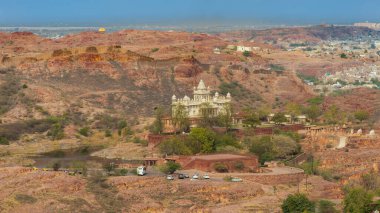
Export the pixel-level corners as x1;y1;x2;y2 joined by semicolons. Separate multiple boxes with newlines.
0;0;380;26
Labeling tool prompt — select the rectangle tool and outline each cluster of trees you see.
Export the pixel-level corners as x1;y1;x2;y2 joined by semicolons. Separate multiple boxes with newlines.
159;127;241;156
245;133;300;164
281;172;380;213
284;99;370;125
282;194;338;213
343;172;380;212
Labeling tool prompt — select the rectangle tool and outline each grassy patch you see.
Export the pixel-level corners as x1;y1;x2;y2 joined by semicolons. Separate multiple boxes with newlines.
0;73;21;115
269;64;285;72
86;173;125;212
0;119;55;141
15;194;37;204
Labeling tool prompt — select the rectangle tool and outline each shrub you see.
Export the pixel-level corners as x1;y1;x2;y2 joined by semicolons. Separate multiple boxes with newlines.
47;123;65;140
354;110;369;122
234;161;245;171
223;176;233;181
0;136;9;145
340;53;348;59
214;162;229;173
103;162;117;174
78;127;90;137
281;193;315;213
151;48;159;52
104;129;112;137
119;169;128;176
270;64;285;72
242;51;252;57
52;162;61;171
86;46;98;53
317;200;337;213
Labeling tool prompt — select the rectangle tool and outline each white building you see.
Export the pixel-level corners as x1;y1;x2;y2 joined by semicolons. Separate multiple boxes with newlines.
171;80;231;118
237;46;252;52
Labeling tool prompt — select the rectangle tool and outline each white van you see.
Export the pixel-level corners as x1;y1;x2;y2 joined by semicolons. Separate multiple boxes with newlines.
136;166;146;176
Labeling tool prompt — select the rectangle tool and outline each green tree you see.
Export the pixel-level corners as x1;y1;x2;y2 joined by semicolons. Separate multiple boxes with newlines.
340;53;348;59
189;127;217;153
303;104;321;123
243;109;261;127
172;103;190;133
159;161;181;174
248;136;274;164
281;193;315;213
159;137;192;155
257;106;271;121
272;112;287;124
150;106;164;134
323;105;345;124
343;187;373;213
215;134;240;150
271;135;299;158
217;104;233;130
286;102;302;120
354;110;369;123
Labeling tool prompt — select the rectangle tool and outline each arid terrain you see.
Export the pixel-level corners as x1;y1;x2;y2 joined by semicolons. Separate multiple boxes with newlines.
0;25;380;212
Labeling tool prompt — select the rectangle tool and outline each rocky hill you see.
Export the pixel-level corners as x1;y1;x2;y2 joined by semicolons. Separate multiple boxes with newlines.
0;30;315;125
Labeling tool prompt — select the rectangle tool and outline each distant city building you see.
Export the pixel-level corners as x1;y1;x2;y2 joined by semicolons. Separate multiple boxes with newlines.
213;48;221;54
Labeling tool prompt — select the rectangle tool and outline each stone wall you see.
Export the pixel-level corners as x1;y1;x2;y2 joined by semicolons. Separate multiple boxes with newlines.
178;154;260;173
238;171;305;185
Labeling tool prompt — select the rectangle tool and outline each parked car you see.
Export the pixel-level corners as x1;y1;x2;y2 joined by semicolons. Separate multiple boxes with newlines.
192;174;199;179
166;175;174;180
183;174;189;178
231;177;243;182
178;174;185;179
203;174;210;179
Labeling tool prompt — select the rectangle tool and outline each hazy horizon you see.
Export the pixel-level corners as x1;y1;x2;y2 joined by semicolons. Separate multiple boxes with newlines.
1;0;380;27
